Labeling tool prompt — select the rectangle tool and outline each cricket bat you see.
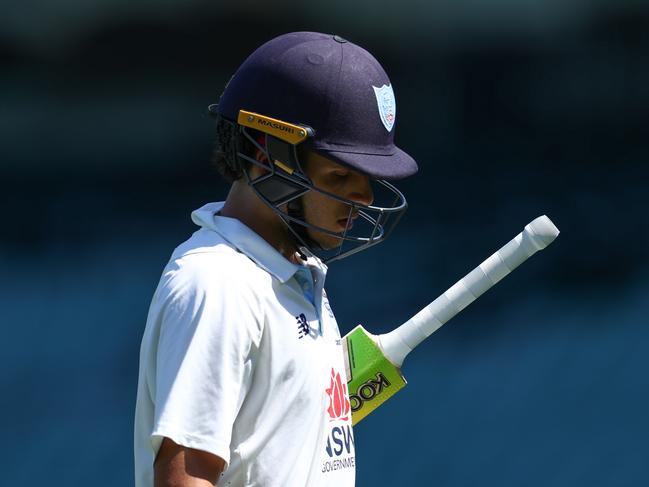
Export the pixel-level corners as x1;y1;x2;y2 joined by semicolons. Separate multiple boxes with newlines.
343;215;560;425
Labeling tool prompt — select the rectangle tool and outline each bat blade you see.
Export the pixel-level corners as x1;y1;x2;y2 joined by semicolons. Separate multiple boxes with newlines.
343;325;406;425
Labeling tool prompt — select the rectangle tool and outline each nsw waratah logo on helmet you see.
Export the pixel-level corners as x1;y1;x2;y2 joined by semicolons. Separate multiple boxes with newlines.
372;84;396;132
325;368;351;421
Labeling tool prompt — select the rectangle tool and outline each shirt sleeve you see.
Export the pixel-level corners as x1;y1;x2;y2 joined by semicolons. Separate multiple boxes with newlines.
150;252;263;466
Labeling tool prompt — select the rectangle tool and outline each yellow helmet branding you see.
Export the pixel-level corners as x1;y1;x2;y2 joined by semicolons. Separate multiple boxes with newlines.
238;110;311;145
272;160;294;174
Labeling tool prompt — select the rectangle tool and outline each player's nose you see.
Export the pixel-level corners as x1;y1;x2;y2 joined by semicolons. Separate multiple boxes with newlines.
348;173;374;207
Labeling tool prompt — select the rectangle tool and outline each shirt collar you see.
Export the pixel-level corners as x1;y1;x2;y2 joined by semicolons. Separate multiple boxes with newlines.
191;202;327;283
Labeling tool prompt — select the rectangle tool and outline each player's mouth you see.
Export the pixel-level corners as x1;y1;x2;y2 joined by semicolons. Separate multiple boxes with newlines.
337;214;359;232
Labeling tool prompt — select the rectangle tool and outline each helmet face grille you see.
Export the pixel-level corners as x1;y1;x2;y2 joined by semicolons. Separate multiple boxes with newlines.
238;125;408;263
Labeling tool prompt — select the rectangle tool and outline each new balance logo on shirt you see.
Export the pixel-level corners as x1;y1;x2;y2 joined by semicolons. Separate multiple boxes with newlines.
296;313;310;339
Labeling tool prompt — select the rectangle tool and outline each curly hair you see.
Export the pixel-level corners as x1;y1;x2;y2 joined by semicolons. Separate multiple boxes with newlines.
211;115;258;183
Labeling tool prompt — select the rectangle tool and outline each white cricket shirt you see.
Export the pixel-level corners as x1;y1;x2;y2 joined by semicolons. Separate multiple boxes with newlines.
134;202;355;487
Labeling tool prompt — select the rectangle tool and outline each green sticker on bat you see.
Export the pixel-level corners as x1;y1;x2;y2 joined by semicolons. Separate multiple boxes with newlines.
343;325;407;425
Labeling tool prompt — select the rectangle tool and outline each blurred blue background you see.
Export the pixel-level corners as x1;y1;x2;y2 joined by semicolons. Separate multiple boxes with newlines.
2;1;648;485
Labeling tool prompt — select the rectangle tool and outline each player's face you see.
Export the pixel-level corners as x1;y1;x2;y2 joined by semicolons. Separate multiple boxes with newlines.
299;151;374;250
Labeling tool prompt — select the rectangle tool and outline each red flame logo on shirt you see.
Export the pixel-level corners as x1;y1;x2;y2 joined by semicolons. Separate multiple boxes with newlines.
325;368;351;421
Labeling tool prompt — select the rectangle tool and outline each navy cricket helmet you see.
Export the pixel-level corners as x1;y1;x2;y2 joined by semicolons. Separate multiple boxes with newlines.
209;32;419;262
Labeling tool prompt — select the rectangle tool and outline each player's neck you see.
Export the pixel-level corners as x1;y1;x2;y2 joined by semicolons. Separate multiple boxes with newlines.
221;180;302;263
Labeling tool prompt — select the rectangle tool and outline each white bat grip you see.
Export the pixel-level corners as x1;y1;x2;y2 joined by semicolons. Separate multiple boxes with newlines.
378;215;559;367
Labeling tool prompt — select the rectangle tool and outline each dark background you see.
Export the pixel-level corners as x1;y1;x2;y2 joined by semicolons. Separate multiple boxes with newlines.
2;1;648;485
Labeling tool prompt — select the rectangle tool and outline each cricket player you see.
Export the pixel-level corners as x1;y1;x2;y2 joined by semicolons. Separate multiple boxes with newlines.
134;31;418;487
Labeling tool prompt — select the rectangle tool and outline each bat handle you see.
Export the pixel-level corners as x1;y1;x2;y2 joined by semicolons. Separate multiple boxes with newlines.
378;215;559;367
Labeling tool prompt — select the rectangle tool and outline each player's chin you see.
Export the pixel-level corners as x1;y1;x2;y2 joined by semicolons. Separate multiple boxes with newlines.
307;229;344;250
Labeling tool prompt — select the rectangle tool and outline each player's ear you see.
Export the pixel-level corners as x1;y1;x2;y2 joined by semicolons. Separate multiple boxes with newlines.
254;148;267;163
254;134;268;163
249;134;269;179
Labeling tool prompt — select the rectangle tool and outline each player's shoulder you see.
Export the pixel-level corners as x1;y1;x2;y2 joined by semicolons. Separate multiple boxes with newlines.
163;227;270;292
170;227;235;260
148;229;267;345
